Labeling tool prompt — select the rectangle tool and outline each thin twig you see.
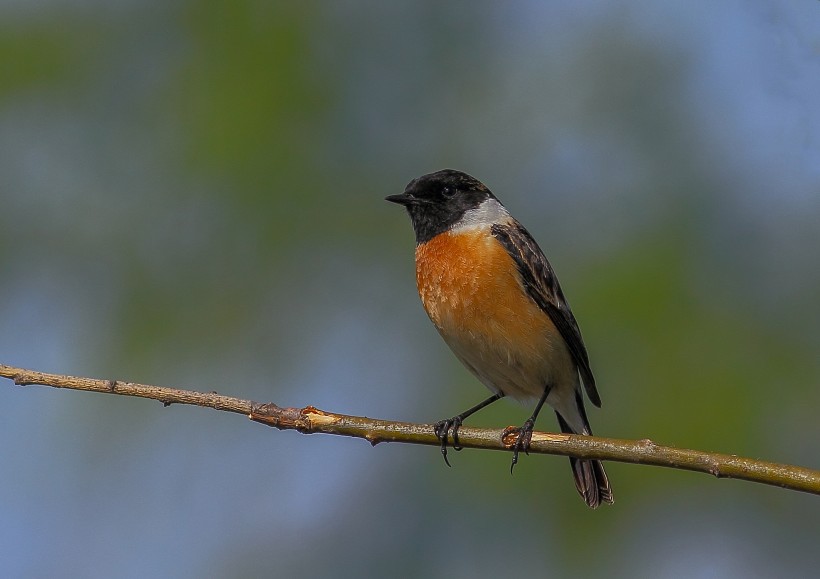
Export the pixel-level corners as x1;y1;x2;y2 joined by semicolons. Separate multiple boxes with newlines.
2;363;819;497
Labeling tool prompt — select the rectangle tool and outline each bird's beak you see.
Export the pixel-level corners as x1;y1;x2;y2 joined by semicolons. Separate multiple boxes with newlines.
385;193;415;206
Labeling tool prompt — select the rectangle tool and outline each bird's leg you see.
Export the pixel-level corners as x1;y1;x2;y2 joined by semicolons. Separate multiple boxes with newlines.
434;392;504;467
509;385;550;474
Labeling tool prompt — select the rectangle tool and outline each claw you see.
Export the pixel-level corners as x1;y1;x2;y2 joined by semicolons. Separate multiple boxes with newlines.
451;420;463;451
509;419;534;474
433;416;463;467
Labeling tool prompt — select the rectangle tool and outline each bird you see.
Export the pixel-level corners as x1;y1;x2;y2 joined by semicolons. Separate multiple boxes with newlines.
386;169;613;508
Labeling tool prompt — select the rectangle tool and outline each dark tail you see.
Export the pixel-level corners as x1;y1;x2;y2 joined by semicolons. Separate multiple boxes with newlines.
556;410;614;509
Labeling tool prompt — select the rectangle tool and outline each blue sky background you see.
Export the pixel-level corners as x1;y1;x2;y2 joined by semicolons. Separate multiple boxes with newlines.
1;2;820;577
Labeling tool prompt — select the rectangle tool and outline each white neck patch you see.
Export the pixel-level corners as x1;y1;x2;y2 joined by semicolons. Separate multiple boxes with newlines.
451;198;511;232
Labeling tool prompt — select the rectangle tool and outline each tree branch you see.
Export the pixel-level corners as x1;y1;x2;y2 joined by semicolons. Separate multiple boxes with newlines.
2;363;819;497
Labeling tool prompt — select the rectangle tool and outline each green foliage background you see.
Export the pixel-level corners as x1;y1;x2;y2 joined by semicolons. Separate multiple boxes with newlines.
2;2;819;577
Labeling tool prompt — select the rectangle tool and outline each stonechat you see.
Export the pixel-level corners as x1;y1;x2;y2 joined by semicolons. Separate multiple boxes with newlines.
386;169;613;508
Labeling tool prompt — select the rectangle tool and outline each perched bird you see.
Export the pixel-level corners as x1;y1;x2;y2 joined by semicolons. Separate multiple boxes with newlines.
386;169;613;508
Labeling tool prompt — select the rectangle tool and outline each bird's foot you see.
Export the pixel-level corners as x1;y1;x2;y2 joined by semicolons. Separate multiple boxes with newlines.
503;418;534;474
433;416;464;467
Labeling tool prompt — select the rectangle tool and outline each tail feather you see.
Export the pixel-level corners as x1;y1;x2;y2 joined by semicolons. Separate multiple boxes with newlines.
556;411;614;509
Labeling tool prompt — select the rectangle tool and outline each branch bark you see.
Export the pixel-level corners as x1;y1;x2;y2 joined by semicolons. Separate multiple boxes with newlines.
2;363;819;497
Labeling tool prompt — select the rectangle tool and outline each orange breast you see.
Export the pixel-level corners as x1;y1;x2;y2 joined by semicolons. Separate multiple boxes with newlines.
415;229;568;398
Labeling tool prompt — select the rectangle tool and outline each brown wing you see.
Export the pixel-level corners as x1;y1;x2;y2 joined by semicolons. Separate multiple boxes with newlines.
491;222;601;407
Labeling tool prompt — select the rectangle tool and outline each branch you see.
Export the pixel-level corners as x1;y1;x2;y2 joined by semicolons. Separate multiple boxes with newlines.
2;363;819;497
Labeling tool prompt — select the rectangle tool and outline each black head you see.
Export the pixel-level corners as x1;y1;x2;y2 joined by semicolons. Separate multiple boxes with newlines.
385;169;497;244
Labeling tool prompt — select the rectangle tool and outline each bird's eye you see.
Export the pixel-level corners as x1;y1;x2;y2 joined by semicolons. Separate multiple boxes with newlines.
441;186;456;198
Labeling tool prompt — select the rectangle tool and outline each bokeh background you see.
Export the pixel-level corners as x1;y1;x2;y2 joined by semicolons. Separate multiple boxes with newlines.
2;1;820;577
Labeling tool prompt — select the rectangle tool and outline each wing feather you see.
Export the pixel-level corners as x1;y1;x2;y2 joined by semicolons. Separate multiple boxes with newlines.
491;223;601;407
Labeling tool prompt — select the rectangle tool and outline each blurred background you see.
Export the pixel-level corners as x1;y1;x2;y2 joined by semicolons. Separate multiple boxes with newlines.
2;1;820;577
